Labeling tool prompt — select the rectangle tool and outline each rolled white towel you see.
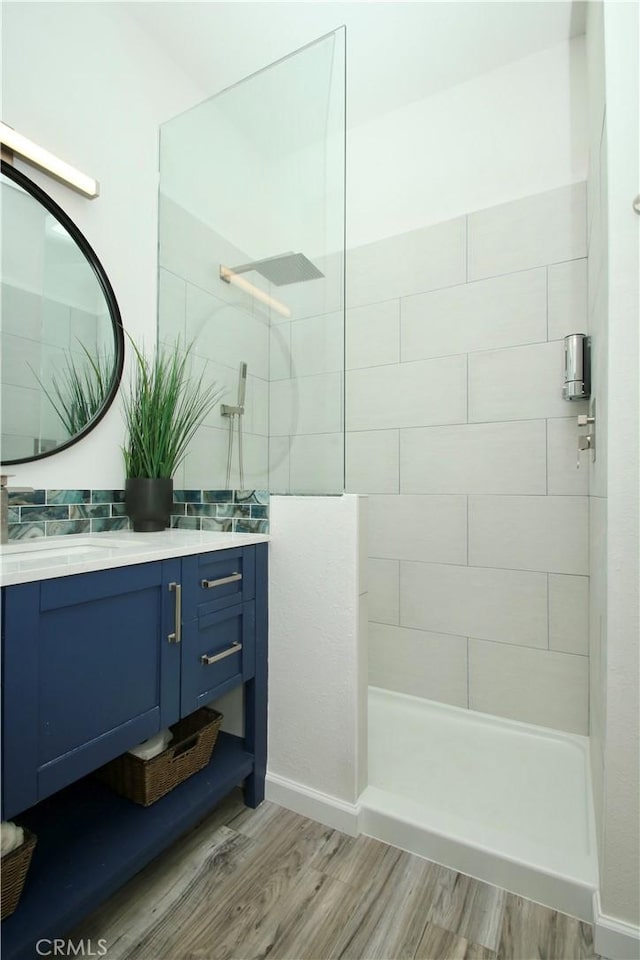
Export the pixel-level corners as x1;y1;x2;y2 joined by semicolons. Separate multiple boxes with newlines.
1;821;24;857
128;728;173;761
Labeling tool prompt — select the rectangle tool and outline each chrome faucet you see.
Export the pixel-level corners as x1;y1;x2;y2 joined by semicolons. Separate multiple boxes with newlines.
1;477;34;543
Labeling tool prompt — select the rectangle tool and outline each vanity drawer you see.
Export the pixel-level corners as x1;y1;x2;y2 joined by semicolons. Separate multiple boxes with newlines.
182;547;255;617
180;601;256;715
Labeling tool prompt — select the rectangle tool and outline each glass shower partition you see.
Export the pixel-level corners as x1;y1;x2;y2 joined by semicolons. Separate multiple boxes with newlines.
158;28;346;498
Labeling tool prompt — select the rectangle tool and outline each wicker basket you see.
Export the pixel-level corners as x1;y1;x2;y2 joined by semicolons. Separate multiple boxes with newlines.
1;828;37;920
97;708;223;807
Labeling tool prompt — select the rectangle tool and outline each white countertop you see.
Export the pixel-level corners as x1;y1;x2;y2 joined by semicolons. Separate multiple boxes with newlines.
0;529;270;587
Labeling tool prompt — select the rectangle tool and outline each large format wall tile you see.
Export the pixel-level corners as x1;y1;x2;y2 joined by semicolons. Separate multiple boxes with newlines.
468;639;589;735
184;424;269;491
2;383;42;438
370;623;468;707
289;433;344;495
186;285;269;381
355;182;590;731
270;372;342;436
347;355;466;431
269;436;290;493
291;312;343;377
548;259;588;341
401;268;546;360
243;375;269;438
400;562;548;648
1;284;43;340
468;183;587;281
469;495;588;575
347;217;466;308
270;323;292;381
369;495;467;565
1;333;42;389
160;199;276;323
346;430;399;494
468;340;587;422
347;299;400;370
158;268;186;339
368;558;400;624
548;574;589;656
400;420;546;495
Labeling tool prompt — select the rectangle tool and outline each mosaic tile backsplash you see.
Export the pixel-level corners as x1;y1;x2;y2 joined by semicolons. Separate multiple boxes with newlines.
7;489;269;540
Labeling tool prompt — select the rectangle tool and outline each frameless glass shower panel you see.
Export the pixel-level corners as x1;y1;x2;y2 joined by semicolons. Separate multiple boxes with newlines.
158;29;346;495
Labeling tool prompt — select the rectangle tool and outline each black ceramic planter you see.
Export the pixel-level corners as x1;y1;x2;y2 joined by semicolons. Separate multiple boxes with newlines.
125;477;173;532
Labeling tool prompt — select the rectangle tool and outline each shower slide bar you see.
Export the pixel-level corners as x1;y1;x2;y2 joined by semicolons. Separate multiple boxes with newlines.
221;361;248;489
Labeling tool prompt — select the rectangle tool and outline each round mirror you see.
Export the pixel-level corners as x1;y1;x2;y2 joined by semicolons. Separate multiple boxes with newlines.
0;160;124;464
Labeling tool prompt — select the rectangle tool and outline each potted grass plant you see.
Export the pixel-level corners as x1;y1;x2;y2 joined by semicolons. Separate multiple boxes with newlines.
122;336;222;532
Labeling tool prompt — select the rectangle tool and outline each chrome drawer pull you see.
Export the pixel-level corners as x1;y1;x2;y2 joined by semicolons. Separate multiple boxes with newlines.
200;641;242;666
168;582;182;644
201;572;242;589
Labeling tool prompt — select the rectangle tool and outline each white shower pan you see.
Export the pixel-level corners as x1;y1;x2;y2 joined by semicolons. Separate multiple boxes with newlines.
360;687;598;921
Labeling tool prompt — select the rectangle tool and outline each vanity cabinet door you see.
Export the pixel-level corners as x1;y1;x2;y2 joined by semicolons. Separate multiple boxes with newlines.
1;561;179;819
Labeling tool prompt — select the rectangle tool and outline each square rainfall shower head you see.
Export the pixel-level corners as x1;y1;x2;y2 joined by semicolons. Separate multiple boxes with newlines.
225;252;325;286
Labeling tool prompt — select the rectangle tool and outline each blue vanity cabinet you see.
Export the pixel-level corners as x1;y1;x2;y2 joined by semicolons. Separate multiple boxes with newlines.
0;540;268;960
1;542;268;821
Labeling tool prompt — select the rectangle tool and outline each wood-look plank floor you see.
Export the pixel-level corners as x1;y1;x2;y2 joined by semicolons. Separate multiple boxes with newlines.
70;792;599;960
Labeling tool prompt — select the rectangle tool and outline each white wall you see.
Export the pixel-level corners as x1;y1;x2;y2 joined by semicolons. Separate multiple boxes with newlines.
586;3;640;945
585;0;608;884
267;495;367;832
597;0;640;937
348;38;587;247
2;1;203;488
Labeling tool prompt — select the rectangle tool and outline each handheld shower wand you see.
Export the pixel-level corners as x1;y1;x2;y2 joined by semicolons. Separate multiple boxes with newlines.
221;362;248;489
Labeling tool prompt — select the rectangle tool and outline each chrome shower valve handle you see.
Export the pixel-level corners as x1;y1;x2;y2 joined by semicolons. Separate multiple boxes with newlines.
576;404;596;469
576;434;594;469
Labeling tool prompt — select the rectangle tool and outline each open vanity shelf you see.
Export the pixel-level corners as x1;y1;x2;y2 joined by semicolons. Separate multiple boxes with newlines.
1;735;253;960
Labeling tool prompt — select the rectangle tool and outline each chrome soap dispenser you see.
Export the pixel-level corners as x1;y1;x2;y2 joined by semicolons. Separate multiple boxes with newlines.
563;333;591;400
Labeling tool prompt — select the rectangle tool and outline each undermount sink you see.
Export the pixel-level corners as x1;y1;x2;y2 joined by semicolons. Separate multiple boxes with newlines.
2;538;128;560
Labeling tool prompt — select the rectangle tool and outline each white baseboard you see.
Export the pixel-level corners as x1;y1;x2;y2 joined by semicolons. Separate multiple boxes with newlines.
593;892;640;960
265;772;361;836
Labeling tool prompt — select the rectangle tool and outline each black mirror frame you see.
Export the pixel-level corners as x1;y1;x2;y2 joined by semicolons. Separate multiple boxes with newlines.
0;160;125;466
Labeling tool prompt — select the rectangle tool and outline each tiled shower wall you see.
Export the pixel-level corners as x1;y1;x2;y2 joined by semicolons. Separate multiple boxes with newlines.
160;196;346;496
159;196;270;492
346;182;590;735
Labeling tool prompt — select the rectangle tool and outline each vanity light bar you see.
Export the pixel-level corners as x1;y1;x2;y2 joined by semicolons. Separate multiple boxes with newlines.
0;122;99;199
220;265;292;319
